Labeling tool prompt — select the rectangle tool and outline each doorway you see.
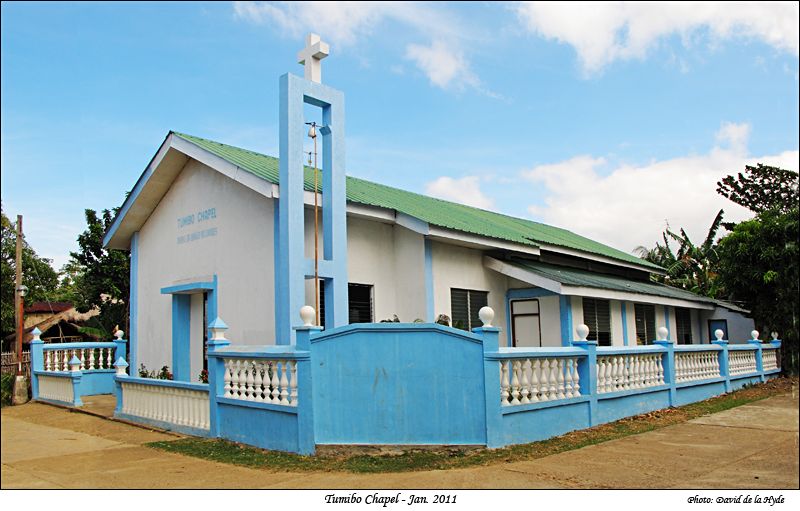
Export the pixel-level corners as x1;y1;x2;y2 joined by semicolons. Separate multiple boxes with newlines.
511;299;542;347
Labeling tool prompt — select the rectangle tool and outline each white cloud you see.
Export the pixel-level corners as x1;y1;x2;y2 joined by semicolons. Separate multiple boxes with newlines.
515;2;800;74
233;1;489;92
405;40;478;90
425;176;495;210
522;122;799;254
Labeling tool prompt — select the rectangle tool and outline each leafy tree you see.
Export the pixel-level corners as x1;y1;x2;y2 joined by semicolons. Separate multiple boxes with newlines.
717;164;799;215
68;209;130;337
716;206;799;374
635;209;725;298
1;205;60;338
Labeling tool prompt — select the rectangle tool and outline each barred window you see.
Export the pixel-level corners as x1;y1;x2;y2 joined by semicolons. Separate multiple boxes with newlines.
317;282;374;327
675;307;693;344
451;288;488;331
583;297;611;346
634;303;656;345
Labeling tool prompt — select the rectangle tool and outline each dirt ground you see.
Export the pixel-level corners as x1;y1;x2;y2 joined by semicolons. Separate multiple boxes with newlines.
1;390;798;489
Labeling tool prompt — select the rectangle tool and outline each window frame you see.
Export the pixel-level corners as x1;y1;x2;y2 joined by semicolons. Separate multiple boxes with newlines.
510;298;542;347
450;288;489;331
634;303;656;345
582;297;612;346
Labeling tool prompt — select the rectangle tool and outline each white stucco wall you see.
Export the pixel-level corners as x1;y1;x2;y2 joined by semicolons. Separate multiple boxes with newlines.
136;159;275;372
431;241;508;332
609;300;624;346
539;295;561;347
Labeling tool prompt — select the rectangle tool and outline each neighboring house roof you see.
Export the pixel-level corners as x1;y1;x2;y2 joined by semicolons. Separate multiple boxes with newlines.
170;132;662;271
4;307;101;344
25;302;73;314
488;257;748;313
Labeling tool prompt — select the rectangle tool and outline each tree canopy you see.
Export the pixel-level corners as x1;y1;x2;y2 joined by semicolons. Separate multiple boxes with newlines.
717;163;799;215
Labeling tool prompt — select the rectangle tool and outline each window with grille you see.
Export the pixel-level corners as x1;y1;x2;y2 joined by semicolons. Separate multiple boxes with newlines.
583;297;611;346
634;303;656;345
450;288;488;331
675;307;693;344
317;282;373;328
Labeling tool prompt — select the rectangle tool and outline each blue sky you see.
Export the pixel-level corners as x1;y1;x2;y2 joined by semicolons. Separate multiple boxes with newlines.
2;1;798;269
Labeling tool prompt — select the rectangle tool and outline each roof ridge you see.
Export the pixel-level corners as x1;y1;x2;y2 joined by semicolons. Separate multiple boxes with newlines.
170;131;663;271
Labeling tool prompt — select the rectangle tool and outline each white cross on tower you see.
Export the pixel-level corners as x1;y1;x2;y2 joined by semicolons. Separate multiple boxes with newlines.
297;33;329;83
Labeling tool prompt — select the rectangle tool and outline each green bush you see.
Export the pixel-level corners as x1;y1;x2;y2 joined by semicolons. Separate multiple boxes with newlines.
1;373;15;407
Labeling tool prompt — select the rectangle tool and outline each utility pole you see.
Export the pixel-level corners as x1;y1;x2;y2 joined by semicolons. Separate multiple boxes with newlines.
13;215;29;404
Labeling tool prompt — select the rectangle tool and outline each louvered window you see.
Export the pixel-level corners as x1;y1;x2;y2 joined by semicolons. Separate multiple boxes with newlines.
634;303;656;345
675;307;693;344
451;288;488;331
583;297;611;346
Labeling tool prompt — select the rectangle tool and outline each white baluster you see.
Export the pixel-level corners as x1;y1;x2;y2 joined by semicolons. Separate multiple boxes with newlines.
520;359;531;404
572;357;581;395
270;361;280;403
245;361;255;401
510;360;521;405
253;362;264;402
289;361;298;406
548;358;558;400
500;361;510;405
596;358;606;394
224;360;232;397
279;361;290;405
530;359;540;402
564;358;574;398
612;356;622;392
556;358;566;399
88;348;95;370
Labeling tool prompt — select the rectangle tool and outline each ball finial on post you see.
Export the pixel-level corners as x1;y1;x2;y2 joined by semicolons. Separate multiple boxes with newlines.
750;330;759;342
478;306;494;327
656;326;668;341
771;331;779;341
300;306;316;327
714;329;724;341
114;330;125;340
576;324;590;342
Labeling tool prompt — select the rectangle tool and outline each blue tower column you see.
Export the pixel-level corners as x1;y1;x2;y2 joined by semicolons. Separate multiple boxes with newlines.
276;73;348;345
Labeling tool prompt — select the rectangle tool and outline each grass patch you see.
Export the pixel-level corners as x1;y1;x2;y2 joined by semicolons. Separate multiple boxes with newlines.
146;376;795;474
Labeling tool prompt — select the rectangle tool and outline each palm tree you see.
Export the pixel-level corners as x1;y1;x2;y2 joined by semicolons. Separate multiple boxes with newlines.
635;210;725;298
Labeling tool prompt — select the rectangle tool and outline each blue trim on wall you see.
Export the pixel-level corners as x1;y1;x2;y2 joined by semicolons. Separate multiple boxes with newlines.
559;295;573;346
161;281;215;294
621;301;629;346
171;294;191;381
129;231;139;373
424;239;434;322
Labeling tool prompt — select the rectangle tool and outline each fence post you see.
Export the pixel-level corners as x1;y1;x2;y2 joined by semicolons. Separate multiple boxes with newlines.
747;330;765;382
711;329;731;393
474;307;504;448
113;357;129;414
770;333;782;371
652;326;675;406
294;305;322;455
113;330;128;372
571;324;598;425
68;355;83;407
206;318;230;437
30;328;43;400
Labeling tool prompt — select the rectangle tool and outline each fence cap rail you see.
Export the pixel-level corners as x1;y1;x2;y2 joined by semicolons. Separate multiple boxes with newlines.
310;322;484;344
115;375;210;392
42;342;118;350
728;344;761;350
596;345;666;354
208;345;310;360
487;347;587;359
674;344;723;352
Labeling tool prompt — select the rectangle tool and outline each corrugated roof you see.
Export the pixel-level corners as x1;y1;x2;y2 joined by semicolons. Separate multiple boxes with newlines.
172;131;662;271
504;258;747;312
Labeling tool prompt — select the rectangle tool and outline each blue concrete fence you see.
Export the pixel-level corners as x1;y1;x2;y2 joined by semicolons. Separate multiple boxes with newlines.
30;328;127;407
106;309;781;455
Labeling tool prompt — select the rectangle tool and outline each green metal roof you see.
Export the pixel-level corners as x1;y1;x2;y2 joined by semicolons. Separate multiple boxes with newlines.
172;131;662;271
504;258;747;312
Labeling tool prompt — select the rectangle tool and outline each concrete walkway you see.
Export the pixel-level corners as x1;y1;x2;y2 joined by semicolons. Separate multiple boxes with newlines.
2;393;798;489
